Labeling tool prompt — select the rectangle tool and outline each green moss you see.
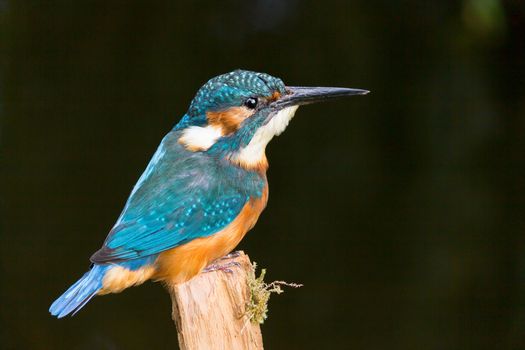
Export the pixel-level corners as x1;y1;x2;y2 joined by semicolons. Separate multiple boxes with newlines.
245;262;302;325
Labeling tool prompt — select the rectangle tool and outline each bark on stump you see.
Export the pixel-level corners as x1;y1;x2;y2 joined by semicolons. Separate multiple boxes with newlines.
168;251;263;350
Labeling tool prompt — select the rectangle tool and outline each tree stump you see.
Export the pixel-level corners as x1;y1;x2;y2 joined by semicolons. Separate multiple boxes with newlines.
167;251;264;350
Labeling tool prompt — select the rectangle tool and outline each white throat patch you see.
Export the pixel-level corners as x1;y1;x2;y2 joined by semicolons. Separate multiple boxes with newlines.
178;125;223;151
234;106;299;167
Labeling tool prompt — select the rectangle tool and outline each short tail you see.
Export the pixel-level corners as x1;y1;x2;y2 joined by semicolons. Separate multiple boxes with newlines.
49;264;109;318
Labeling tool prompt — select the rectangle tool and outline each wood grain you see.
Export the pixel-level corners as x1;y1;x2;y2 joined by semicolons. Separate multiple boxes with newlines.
168;251;263;350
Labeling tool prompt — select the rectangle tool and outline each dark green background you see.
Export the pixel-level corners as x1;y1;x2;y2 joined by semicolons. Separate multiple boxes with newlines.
2;1;524;349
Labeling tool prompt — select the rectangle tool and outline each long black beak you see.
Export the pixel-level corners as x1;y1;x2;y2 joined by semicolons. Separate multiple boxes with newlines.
272;86;369;109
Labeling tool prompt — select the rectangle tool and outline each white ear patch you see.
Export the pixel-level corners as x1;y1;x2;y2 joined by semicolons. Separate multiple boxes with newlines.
178;125;223;151
234;106;299;168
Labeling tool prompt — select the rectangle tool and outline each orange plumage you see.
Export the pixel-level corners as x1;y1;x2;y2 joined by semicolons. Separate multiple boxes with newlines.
155;183;268;286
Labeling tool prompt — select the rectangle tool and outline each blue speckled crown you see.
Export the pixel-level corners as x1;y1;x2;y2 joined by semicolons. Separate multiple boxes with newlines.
186;70;286;118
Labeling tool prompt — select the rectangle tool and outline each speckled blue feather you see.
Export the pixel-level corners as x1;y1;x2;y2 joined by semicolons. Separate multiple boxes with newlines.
177;69;286;129
90;130;266;262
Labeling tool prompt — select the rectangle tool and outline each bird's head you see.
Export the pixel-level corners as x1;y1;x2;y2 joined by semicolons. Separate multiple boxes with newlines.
176;70;368;171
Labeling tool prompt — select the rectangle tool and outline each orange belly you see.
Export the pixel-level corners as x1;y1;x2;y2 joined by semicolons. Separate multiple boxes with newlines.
154;185;268;285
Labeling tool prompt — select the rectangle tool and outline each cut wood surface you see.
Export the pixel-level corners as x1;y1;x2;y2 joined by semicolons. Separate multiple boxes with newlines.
168;251;263;350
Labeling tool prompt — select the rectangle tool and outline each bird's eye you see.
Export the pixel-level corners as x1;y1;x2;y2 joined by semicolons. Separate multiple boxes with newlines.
244;97;258;109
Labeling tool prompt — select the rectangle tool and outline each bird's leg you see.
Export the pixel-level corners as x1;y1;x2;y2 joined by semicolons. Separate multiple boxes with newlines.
203;261;240;274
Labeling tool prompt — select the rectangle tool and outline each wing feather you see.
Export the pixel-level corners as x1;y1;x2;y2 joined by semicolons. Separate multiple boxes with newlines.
91;132;264;263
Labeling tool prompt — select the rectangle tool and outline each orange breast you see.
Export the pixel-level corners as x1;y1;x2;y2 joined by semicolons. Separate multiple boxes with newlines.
154;184;268;285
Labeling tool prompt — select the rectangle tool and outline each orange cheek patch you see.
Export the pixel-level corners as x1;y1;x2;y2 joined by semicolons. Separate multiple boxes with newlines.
269;91;281;101
207;107;254;135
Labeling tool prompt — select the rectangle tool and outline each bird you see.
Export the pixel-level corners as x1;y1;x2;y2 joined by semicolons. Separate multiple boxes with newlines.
49;69;368;318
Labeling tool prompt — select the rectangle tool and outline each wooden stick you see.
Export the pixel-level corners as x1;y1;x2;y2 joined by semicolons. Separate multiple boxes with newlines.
168;251;264;350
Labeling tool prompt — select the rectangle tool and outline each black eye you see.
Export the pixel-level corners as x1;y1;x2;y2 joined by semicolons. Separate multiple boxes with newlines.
244;97;258;109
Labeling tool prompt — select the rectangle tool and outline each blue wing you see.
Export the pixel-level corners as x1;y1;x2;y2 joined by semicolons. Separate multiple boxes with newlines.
90;131;265;263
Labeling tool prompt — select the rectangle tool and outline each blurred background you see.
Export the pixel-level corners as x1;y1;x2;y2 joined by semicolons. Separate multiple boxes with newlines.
1;0;524;349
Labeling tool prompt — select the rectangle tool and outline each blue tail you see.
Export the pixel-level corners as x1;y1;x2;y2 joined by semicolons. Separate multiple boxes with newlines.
50;264;109;318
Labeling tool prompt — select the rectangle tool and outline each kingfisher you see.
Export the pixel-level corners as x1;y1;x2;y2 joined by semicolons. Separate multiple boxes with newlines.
50;70;368;318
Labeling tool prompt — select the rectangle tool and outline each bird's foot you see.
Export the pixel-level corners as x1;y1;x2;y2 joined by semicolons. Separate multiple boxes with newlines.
203;261;241;274
219;251;241;260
